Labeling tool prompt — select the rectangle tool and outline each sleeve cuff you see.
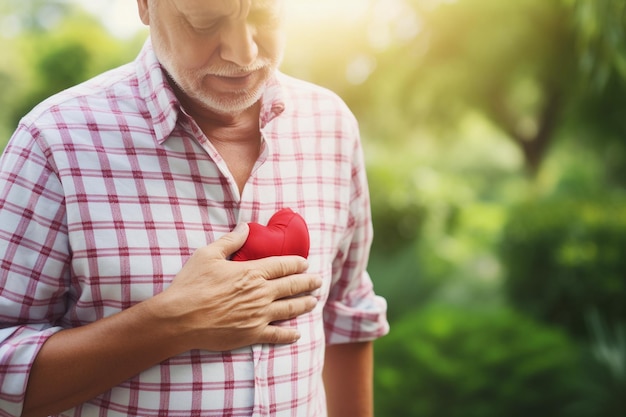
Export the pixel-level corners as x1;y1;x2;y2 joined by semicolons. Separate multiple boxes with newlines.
0;325;62;416
323;295;389;344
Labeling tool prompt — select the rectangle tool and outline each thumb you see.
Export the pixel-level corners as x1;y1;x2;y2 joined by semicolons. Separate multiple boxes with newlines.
213;223;250;259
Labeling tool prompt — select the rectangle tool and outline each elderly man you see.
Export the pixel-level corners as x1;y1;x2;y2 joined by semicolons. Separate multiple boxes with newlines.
0;1;389;416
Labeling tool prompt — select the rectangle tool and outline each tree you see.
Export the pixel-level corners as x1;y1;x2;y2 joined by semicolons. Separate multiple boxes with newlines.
1;4;144;136
564;0;626;188
358;0;581;175
568;0;626;91
283;0;626;178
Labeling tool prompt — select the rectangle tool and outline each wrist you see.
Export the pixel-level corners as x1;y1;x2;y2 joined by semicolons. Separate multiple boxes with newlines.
137;293;192;355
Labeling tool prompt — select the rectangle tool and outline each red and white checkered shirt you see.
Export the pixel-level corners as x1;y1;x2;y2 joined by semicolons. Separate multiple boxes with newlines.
0;40;388;416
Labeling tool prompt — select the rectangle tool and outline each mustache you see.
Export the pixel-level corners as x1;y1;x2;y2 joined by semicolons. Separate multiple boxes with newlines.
206;59;272;77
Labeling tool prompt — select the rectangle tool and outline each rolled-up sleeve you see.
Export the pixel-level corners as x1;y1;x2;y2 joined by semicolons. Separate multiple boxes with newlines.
323;121;389;345
0;326;62;416
0;122;70;416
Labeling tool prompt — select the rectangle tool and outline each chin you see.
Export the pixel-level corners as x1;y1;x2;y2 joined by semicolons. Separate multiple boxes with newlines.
196;92;262;115
197;80;270;115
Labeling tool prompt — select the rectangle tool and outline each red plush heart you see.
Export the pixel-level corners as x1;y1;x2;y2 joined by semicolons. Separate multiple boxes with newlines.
232;208;310;261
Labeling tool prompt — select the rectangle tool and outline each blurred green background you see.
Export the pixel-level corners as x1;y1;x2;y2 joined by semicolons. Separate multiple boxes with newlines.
2;0;626;415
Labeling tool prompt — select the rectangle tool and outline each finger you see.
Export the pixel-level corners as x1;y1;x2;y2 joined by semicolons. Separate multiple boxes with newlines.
211;223;250;259
270;274;322;299
249;255;310;280
266;295;318;322
257;325;302;345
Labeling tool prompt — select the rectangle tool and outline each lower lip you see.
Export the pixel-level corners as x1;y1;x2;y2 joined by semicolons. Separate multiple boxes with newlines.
211;72;255;88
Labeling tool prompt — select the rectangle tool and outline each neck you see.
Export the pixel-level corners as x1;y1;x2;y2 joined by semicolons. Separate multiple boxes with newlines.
187;101;261;140
161;69;259;135
174;93;259;135
168;77;263;196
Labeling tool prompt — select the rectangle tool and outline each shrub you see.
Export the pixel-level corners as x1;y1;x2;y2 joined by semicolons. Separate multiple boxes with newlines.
499;196;626;338
374;303;580;417
567;311;626;417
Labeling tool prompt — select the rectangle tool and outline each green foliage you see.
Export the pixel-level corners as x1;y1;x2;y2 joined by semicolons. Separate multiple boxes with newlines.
1;5;144;140
567;0;626;91
345;0;581;174
368;241;437;322
374;303;580;417
500;195;626;338
368;160;425;253
568;311;626;416
10;39;91;125
366;117;520;321
562;77;626;189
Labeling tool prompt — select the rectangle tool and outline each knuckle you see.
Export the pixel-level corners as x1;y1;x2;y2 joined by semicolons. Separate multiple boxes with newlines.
276;256;304;278
239;265;262;283
238;267;272;298
289;278;301;296
242;264;268;281
265;327;282;344
286;301;297;318
274;257;291;277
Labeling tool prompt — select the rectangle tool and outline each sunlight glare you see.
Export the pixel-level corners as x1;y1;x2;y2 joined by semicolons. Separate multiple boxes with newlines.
72;0;374;39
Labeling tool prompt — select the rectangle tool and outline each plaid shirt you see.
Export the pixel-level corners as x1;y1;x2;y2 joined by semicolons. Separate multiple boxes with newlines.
0;40;388;416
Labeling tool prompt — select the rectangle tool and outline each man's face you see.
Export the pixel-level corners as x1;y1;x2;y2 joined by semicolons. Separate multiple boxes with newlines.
139;0;286;115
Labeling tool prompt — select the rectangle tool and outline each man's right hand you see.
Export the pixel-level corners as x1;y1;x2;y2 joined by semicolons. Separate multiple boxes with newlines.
22;223;321;417
147;223;322;352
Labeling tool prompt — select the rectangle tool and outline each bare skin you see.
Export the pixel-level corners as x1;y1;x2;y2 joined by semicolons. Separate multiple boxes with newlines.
22;225;321;417
176;94;263;194
324;342;375;417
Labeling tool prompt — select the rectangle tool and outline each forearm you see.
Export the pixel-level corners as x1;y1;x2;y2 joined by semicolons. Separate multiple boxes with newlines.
22;297;183;417
20;228;319;417
323;341;374;417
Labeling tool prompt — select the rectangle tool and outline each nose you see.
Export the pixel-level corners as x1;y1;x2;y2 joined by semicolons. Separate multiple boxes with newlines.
220;20;259;68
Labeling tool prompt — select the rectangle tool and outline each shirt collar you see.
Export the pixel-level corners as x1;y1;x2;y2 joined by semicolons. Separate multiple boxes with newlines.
135;38;287;144
135;39;181;144
259;73;286;128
